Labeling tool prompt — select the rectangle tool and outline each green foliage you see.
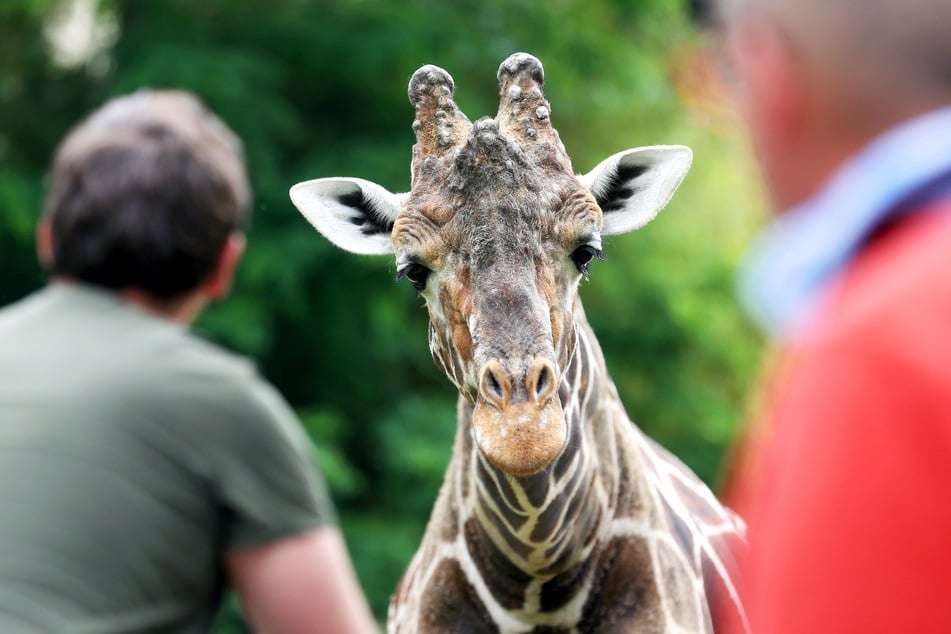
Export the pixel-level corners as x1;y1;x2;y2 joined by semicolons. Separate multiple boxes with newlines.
0;0;768;627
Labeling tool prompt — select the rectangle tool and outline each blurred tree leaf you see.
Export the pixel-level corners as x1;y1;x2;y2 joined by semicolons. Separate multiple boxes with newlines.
0;1;769;627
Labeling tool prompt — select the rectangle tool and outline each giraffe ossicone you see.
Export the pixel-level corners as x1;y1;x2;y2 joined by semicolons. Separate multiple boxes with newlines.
290;52;748;634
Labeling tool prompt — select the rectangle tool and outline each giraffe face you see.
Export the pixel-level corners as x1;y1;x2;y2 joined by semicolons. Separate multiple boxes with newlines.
391;119;603;476
289;53;693;478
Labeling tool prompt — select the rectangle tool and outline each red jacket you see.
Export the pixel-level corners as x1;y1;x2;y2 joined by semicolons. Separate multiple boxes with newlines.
735;200;951;633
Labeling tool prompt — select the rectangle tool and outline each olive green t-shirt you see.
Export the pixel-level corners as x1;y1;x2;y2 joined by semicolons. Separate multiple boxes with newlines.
0;284;335;633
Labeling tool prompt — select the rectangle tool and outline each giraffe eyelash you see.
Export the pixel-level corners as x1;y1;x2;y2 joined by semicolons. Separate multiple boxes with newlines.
396;262;432;293
570;244;606;281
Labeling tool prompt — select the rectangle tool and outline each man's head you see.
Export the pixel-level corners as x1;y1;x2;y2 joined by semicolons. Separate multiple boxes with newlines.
718;0;951;208
41;90;249;311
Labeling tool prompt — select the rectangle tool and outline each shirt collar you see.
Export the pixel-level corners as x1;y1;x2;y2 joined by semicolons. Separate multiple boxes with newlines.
738;104;951;339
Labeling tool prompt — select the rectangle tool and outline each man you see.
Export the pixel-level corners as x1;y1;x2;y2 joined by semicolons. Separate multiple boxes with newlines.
0;90;378;633
716;0;951;632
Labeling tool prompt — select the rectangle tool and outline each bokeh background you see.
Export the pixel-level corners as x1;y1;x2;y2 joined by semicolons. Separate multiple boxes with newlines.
0;0;769;628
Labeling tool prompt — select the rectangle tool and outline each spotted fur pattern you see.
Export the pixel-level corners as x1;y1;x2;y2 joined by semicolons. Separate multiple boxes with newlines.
389;317;748;633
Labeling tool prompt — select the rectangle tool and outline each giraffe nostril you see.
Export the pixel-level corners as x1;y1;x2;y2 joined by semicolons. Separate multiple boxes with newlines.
535;365;550;399
528;357;558;405
479;360;511;409
487;371;503;401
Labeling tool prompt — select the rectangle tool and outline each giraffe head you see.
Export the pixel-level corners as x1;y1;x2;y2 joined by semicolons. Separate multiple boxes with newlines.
290;53;691;477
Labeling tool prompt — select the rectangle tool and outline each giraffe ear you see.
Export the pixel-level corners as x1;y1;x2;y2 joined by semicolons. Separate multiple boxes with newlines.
289;177;405;255
580;145;692;235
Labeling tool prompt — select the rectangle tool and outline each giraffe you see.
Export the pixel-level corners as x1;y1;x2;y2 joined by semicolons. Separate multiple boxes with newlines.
290;53;748;634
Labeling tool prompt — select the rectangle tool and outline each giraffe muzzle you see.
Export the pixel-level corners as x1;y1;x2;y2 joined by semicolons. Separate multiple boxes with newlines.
471;356;567;477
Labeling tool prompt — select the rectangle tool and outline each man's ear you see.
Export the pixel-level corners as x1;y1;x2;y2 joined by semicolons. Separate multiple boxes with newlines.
727;16;806;206
36;220;54;269
289;177;405;255
729;16;801;126
580;145;692;235
203;232;246;300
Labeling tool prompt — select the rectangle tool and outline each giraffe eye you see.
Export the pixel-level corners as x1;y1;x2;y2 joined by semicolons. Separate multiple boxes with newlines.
570;244;605;281
396;262;431;292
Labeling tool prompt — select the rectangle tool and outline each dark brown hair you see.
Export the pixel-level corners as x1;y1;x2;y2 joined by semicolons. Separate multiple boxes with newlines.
43;90;250;298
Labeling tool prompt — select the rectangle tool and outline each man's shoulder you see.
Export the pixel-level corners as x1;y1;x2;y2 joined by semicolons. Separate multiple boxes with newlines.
0;284;279;425
136;323;280;423
159;325;256;383
812;204;951;373
839;204;951;317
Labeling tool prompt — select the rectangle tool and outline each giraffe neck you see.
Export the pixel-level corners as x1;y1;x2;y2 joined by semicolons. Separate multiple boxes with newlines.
390;306;749;633
458;310;625;619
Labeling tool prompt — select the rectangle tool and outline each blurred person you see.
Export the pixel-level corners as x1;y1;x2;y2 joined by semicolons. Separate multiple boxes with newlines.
0;90;378;634
714;0;951;632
